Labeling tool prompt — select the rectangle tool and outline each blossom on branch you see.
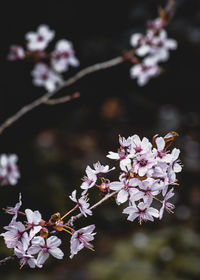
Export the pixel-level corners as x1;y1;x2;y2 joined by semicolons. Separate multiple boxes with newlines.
25;25;55;51
70;224;96;259
31;63;62;92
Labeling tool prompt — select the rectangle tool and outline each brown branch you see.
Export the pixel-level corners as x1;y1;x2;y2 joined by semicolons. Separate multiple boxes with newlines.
0;56;124;134
0;254;15;266
44;92;80;105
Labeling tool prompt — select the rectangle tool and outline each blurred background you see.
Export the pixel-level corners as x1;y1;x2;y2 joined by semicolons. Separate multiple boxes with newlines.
0;0;200;279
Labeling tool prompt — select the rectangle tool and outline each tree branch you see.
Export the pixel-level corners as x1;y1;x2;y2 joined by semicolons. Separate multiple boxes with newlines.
0;56;124;134
0;254;15;266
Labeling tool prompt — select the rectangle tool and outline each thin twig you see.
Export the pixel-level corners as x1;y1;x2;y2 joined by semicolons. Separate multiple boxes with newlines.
0;254;15;266
44;92;80;105
0;56;124;134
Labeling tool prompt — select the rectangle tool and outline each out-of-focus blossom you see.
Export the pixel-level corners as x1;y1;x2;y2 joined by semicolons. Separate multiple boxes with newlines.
28;236;64;268
26;25;55;51
130;17;177;86
51;39;79;73
70;224;95;259
31;63;62;92
69;190;92;217
7;45;25;61
130;61;161;86
0;154;20;186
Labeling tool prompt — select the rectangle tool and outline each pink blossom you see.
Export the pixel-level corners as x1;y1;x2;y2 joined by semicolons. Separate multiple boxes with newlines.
132;152;155;177
26;25;55;51
146;30;177;63
147;18;164;31
119;135;132;149
123;202;159;224
0;221;25;248
31;63;62;92
107;150;132;172
51;39;79;73
159;188;175;219
0;154;20;185
131;135;152;155
153;137;171;162
80;166;97;193
130;61;161;86
25;209;42;239
110;178;139;204
7;45;25;61
70;224;95;259
136;178;161;205
28;236;64;268
170;148;182;173
69;190;92;217
91;161;115;174
14;232;37;268
4;193;22;224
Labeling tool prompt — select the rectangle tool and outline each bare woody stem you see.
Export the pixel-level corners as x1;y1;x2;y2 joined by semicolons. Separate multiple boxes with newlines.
65;191;118;227
0;254;15;266
0;56;124;134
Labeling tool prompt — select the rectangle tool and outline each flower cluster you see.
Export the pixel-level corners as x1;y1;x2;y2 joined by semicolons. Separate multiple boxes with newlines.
0;154;20;186
107;132;181;222
1;131;182;268
79;131;181;224
130;17;177;86
8;25;79;91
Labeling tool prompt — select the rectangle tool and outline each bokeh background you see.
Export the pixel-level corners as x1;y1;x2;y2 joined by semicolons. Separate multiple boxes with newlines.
1;0;200;279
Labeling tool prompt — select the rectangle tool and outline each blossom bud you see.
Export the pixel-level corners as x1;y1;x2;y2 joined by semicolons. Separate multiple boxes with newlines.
40;227;49;238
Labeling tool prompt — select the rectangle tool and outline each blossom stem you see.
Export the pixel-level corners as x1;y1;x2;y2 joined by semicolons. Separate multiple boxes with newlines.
62;228;73;235
60;205;78;221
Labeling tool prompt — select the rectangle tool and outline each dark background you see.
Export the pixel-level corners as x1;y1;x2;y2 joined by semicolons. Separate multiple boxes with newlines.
0;0;200;279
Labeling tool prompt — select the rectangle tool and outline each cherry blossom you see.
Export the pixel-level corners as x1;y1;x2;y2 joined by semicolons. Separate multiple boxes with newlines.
130;61;161;86
91;161;115;175
4;193;22;224
159;188;175;219
70;224;96;259
14;232;37;269
110;178;139;204
31;63;62;92
69;190;92;217
28;236;64;268
25;209;42;239
131;135;152;155
80;166;97;193
135;178;161;205
123;202;159;224
0;221;25;248
0;154;20;186
26;25;55;51
51;39;79;73
7;45;25;61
